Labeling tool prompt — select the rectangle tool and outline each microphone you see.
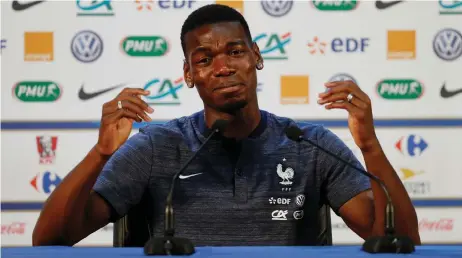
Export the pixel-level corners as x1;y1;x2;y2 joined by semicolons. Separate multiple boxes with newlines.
144;119;229;256
284;125;415;254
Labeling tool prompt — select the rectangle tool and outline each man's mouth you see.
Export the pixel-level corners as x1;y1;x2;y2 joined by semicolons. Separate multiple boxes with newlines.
214;82;244;92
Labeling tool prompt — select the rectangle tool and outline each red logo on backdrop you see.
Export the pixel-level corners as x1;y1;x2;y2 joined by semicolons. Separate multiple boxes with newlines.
419;218;454;231
36;136;58;164
1;222;26;235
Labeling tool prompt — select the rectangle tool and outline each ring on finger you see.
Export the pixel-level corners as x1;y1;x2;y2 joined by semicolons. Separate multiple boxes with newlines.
347;93;354;103
117;100;123;110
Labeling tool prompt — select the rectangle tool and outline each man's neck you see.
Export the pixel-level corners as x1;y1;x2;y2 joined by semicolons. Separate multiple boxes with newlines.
204;102;261;140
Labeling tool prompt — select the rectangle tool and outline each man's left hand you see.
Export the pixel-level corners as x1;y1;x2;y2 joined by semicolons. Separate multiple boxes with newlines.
318;80;379;152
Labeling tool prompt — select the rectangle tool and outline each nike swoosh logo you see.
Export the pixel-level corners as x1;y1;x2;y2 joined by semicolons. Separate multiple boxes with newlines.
440;83;462;98
12;1;45;11
179;173;203;179
375;1;403;9
78;84;126;100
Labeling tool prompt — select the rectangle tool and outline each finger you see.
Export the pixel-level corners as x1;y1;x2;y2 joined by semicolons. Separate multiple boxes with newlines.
103;96;153;116
321;80;359;95
319;84;351;99
325;101;365;118
318;92;368;109
123;95;153;114
118;100;152;122
104;109;142;124
320;83;369;104
117;87;150;98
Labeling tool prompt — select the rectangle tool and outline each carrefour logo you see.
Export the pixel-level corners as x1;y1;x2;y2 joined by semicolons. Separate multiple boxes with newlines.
395;134;428;157
30;171;62;194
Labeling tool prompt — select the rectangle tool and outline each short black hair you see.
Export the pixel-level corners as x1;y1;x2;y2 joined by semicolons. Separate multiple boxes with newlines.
180;4;253;57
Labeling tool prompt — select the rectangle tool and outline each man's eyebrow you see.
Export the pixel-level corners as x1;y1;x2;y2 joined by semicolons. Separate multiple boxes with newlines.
226;40;246;47
191;40;247;56
191;46;209;56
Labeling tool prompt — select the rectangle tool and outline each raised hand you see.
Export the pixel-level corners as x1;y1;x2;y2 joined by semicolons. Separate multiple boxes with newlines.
95;88;153;156
317;80;380;152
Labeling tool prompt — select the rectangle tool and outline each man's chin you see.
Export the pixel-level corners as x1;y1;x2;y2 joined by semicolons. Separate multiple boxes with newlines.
217;100;248;114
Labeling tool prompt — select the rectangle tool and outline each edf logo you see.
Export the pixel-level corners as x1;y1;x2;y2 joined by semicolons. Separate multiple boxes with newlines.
331;37;369;53
395;134;428;157
158;0;195;9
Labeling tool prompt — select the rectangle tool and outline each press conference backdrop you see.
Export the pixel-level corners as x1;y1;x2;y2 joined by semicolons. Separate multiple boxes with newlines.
1;0;462;247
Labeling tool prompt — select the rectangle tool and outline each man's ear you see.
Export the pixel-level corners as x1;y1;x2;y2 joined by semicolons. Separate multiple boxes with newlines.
252;42;264;70
183;59;194;88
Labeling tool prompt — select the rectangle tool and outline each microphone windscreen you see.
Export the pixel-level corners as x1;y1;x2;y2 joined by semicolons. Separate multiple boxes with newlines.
211;119;229;132
284;125;303;142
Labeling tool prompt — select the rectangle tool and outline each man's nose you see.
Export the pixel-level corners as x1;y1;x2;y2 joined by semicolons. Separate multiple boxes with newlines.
213;55;236;77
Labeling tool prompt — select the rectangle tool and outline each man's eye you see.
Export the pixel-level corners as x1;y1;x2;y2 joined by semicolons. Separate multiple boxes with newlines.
197;57;210;64
230;49;244;55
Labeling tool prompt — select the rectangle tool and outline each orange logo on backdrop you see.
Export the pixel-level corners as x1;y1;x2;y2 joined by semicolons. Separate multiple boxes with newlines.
387;30;415;59
24;32;54;61
215;0;243;14
280;75;309;104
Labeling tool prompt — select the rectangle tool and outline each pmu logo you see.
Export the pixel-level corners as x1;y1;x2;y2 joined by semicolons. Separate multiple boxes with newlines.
143;78;184;105
76;0;114;16
312;0;359;11
253;32;291;60
395;134;428;157
30;171;62;194
121;36;169;57
36;136;58;164
439;0;462;15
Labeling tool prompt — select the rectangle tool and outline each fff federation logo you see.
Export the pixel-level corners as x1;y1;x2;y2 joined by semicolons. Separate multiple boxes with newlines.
261;0;293;17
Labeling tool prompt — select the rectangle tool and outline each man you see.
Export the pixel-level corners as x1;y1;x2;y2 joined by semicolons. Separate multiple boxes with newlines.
33;4;420;246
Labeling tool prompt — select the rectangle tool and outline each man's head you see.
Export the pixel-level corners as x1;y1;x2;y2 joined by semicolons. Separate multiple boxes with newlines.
181;4;263;114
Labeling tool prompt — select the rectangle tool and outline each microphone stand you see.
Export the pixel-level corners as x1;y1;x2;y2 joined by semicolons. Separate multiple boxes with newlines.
284;126;415;254
144;120;228;256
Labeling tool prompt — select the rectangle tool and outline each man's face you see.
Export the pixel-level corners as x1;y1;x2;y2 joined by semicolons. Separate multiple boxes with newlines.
183;21;262;113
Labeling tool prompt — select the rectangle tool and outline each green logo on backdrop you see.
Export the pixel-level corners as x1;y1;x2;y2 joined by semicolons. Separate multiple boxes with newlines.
122;36;168;57
376;79;424;99
14;81;61;102
312;0;358;11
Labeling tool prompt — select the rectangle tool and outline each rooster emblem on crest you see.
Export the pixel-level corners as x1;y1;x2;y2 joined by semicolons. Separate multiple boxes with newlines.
277;163;294;185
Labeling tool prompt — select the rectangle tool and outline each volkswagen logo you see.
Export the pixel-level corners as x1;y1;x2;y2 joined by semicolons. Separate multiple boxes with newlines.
261;0;293;17
433;28;462;61
328;73;358;84
71;30;103;63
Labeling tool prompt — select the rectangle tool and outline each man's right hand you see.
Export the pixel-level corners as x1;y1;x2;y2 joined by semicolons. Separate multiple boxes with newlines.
95;88;154;156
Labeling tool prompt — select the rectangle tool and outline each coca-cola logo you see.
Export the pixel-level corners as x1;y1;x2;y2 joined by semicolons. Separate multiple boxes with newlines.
1;222;26;235
419;218;454;231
